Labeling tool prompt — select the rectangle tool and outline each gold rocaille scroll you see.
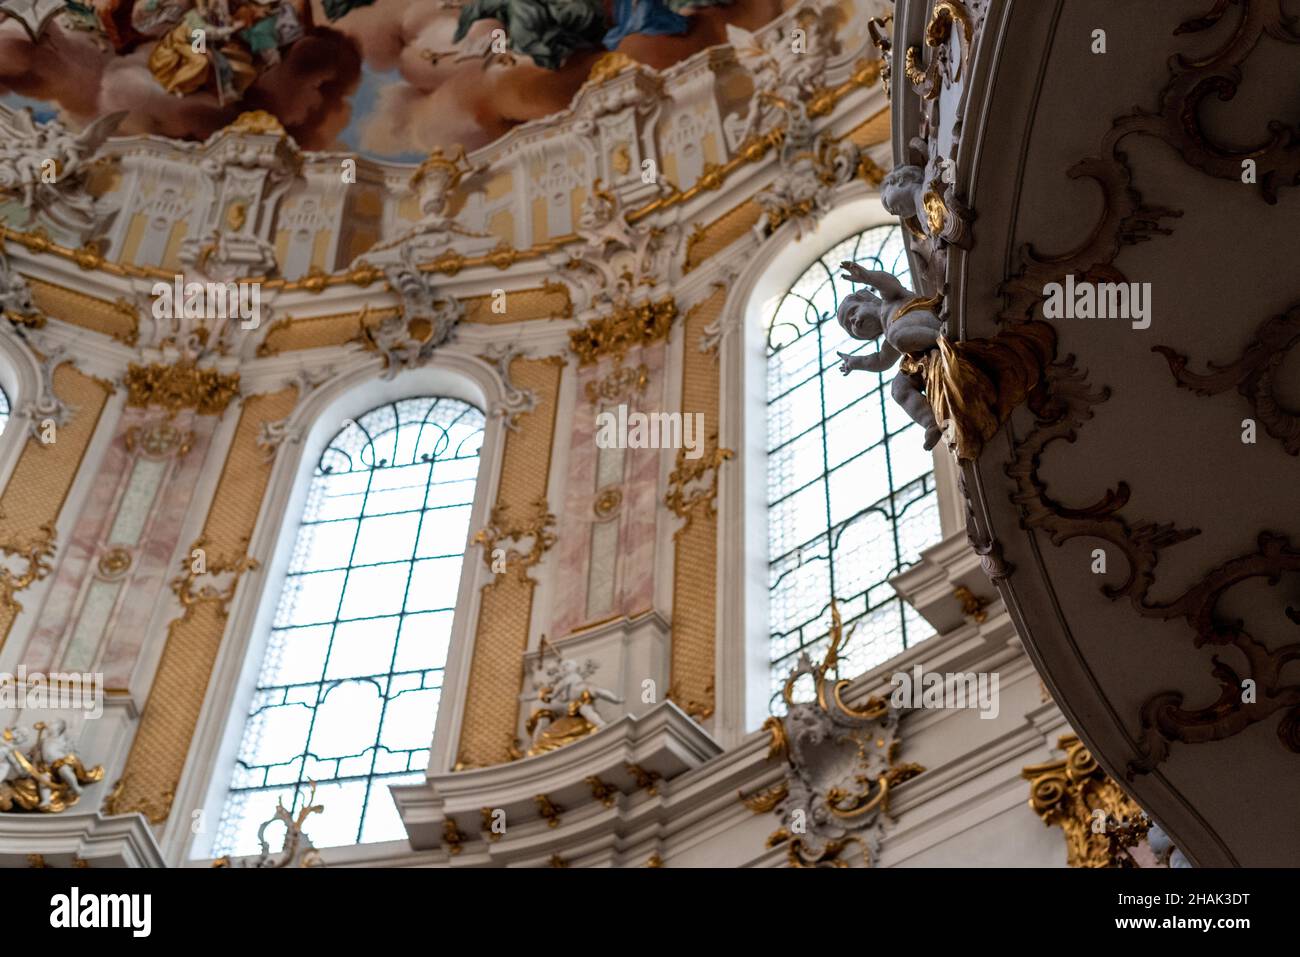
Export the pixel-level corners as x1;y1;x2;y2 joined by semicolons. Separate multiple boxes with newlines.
455;356;563;768
0;365;111;648
112;388;297;823
669;288;724;717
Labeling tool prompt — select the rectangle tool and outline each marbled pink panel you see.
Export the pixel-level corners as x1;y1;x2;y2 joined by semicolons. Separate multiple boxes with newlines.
20;408;217;688
549;363;602;638
549;342;667;638
98;413;218;687
616;345;664;615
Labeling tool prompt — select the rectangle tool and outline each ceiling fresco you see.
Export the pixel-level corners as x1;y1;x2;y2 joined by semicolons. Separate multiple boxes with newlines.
0;0;788;161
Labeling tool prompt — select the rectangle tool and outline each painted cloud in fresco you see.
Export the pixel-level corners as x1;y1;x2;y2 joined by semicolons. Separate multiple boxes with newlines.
0;0;784;158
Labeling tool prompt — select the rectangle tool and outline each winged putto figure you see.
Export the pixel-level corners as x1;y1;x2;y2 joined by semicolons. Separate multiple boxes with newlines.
0;106;127;240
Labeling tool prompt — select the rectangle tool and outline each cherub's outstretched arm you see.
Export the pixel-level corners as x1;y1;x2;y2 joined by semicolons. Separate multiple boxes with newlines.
839;261;909;302
838;342;900;374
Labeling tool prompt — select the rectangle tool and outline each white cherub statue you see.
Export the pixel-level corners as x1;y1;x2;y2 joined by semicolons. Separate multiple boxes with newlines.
3;726;54;809
834;260;944;450
40;719;97;796
550;658;623;729
879;164;927;223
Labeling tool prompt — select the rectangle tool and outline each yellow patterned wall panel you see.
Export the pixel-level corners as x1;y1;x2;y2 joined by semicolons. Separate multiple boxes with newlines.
29;280;137;344
0;365;111;648
684;200;762;273
669;288;724;716
455;357;563;768
111;388;298;822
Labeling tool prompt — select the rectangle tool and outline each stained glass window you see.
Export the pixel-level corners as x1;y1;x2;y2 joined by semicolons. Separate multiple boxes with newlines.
766;224;942;711
212;396;485;857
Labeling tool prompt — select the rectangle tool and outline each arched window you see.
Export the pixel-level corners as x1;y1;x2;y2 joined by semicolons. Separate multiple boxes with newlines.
212;396;485;856
765;224;942;709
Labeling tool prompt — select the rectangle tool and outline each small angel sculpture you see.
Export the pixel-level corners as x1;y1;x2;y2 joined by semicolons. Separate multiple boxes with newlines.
879;164;927;224
835;261;944;450
40;719;102;797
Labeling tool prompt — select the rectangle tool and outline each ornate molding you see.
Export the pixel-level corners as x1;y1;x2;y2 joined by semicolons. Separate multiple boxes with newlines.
480;343;538;431
1154;304;1300;455
1111;0;1300;205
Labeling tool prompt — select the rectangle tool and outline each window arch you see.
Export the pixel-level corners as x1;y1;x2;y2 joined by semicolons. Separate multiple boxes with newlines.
765;224;942;710
212;396;485;856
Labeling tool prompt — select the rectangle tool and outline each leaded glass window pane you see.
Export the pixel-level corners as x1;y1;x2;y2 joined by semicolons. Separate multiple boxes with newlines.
213;396;484;857
766;225;943;711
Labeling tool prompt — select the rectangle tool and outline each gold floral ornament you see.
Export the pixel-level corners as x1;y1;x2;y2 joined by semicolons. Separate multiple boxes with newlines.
0;721;104;814
124;360;240;417
172;536;259;620
567;297;676;367
1021;734;1149;868
0;521;56;618
472;498;557;582
664;437;733;535
904;0;974;99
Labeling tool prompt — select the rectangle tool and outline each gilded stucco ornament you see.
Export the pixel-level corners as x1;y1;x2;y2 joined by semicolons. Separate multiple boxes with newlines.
1021;735;1149;868
867;14;894;100
903;0;974;101
368;145;487;260
745;602;923;867
568;297;677;367
124;360;240;417
473;498;557;581
0;720;103;814
664;436;733;534
0;521;56;618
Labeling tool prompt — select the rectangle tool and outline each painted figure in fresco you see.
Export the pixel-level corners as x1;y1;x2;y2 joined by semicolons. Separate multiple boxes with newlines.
455;0;735;71
601;0;688;49
16;0;364;104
